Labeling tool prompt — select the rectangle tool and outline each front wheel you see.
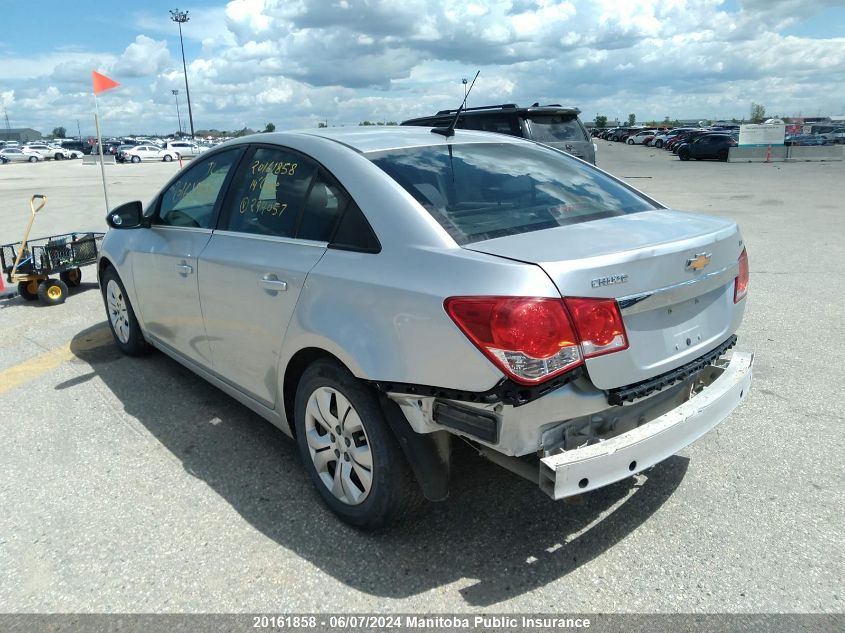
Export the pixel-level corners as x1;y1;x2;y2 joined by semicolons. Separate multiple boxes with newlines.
101;267;149;356
717;148;729;161
38;279;68;305
131;155;141;163
294;359;423;529
163;154;173;162
655;140;663;148
679;149;690;161
17;279;40;300
627;138;634;145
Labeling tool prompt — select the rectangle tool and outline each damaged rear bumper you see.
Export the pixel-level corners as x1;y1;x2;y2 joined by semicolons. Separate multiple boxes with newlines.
539;351;753;499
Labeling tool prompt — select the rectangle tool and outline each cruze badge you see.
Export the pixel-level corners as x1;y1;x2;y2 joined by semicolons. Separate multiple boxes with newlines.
686;252;712;271
591;273;628;288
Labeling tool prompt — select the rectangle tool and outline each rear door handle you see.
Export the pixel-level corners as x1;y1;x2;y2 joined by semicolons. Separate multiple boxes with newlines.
258;274;287;293
175;263;193;275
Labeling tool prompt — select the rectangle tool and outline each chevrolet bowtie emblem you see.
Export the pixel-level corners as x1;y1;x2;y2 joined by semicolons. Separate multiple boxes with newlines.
686;252;712;271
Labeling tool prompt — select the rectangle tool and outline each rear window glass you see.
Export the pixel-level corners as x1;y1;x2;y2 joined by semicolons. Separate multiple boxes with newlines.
368;142;656;245
528;115;588;142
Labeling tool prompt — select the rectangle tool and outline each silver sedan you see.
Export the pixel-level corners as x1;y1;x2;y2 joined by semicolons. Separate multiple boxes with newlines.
98;126;752;529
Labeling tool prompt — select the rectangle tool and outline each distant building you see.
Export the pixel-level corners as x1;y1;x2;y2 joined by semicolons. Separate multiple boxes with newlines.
0;128;43;142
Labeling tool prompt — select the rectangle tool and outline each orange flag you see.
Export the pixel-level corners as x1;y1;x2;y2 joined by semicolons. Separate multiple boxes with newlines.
92;70;120;94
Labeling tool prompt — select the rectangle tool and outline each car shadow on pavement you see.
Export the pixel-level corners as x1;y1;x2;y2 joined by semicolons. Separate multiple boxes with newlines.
70;323;689;607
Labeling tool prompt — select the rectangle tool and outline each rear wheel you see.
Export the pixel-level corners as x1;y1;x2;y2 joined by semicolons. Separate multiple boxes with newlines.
28;155;37;162
101;267;149;355
60;267;82;287
294;359;423;529
627;138;635;145
37;279;68;305
17;280;39;300
717;148;729;161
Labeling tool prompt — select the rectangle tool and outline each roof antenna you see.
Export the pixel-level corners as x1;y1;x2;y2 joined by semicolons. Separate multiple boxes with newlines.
432;70;479;137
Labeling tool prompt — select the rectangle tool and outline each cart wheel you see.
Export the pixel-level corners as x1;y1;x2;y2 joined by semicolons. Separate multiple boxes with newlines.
60;268;82;287
37;279;68;306
17;280;40;301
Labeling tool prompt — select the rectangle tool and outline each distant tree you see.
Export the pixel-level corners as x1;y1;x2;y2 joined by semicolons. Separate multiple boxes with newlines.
627;113;636;126
595;115;608;128
750;103;766;124
52;126;67;138
263;122;275;133
233;127;255;137
663;116;671;124
318;122;328;128
359;120;374;126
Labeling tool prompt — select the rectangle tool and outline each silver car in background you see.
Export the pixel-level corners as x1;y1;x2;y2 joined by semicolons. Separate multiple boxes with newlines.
98;127;752;529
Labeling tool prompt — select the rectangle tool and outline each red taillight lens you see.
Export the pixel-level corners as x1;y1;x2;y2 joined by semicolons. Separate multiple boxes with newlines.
734;248;749;303
445;296;628;384
564;297;629;357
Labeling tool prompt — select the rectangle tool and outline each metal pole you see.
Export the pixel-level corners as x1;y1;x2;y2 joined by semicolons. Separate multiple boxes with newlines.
176;19;195;138
172;89;183;135
93;94;111;214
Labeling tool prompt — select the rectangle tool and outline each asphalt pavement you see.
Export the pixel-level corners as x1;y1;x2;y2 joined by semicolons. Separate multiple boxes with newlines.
0;145;841;613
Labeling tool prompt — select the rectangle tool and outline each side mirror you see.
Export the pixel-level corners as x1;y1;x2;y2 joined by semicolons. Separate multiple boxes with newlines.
107;200;147;229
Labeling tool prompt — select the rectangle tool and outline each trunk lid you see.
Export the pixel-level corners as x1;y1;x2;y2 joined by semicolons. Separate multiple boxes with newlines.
465;209;746;389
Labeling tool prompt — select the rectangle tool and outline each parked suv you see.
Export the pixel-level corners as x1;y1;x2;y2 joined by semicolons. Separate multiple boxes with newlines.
402;103;596;164
61;140;93;155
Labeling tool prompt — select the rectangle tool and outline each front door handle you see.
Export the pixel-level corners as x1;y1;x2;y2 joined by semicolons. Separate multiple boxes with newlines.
258;274;287;293
175;263;193;275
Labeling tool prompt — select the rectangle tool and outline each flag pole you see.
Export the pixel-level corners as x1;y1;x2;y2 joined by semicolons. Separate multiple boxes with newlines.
93;92;111;214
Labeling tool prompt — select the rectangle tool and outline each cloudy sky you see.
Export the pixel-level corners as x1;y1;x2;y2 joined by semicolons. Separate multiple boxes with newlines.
2;0;844;137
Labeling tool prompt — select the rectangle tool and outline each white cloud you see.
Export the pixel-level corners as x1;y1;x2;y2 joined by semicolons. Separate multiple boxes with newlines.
114;36;172;78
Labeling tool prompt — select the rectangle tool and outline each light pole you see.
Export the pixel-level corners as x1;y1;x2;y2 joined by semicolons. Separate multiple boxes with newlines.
170;9;195;138
171;89;183;135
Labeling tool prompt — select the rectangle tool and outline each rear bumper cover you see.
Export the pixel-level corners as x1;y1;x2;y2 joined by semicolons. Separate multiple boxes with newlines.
539;351;753;499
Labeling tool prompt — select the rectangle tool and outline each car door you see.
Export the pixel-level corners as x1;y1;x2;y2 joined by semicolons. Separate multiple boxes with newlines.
197;144;347;407
130;148;243;367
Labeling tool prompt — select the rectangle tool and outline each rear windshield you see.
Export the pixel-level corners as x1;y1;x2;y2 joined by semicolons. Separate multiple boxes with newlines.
527;115;588;142
368;142;656;245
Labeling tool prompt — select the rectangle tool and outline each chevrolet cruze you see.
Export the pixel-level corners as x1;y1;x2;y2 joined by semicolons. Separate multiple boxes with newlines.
99;126;752;529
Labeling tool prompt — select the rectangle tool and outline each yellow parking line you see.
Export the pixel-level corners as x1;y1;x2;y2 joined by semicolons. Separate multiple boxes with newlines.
0;327;113;396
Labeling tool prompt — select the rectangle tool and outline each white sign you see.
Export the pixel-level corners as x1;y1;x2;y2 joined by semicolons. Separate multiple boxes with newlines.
739;124;785;147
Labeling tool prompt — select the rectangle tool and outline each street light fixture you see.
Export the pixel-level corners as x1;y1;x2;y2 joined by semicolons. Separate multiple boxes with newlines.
170;8;195;138
171;89;183;136
462;77;468;102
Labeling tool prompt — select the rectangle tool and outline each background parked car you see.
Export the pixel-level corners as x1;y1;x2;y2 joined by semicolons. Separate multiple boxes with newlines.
120;145;180;163
0;148;42;162
402;103;597;164
61;140;93;155
627;130;656;145
165;141;208;158
818;128;845;143
677;133;737;161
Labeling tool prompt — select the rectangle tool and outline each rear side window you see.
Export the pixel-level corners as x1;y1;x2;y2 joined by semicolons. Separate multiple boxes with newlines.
369;142;656;245
475;115;521;137
220;146;317;238
527;115;588;142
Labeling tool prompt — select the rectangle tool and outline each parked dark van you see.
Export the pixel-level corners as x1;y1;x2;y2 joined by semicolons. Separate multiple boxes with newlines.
402;103;596;164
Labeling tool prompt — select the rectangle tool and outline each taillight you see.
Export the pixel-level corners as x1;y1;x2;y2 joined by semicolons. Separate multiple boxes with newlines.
563;297;629;357
445;296;628;385
734;248;749;303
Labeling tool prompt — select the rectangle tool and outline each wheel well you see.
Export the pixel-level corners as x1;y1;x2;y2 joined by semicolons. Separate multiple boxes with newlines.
282;347;346;436
98;257;114;284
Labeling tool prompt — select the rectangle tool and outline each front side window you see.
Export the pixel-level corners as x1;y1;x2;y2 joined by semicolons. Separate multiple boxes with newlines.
528;115;588;142
369;142;656;245
220;146;317;238
156;149;240;228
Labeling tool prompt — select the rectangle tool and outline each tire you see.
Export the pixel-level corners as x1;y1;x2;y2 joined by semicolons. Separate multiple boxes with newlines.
679;149;690;161
163;154;173;162
627;138;635;145
131;155;141;163
655;140;663;148
294;359;423;529
28;155;37;162
101;266;150;356
37;279;68;305
17;280;40;300
54;153;63;160
60;267;82;287
717;149;729;161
